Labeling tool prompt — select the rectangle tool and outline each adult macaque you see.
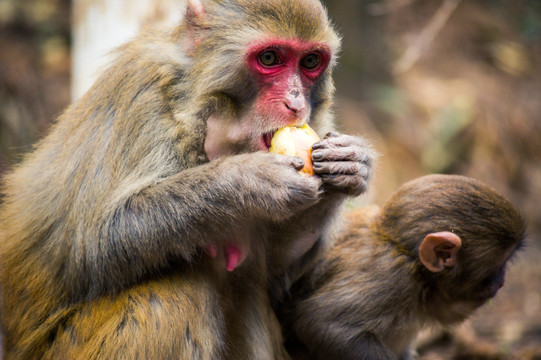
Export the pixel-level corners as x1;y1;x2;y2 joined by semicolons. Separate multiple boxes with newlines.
282;174;525;360
0;0;374;359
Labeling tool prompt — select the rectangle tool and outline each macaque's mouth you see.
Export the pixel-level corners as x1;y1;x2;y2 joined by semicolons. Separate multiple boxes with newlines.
262;131;276;150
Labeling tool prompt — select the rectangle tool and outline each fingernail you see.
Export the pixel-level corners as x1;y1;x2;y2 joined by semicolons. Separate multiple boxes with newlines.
325;131;340;138
312;151;322;160
313;163;322;169
294;158;304;169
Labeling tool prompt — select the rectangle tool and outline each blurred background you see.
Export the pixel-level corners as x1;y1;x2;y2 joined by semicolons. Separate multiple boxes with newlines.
0;0;540;358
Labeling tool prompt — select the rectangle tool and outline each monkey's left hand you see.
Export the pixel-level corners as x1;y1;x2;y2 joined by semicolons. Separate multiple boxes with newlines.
311;132;375;196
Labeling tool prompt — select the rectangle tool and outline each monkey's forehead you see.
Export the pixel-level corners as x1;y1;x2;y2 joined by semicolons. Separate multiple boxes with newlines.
201;0;341;53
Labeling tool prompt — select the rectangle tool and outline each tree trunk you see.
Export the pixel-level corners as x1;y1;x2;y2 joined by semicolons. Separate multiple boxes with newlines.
71;0;185;100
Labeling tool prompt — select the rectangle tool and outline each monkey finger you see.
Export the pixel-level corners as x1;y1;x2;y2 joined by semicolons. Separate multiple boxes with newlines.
313;134;368;150
313;161;364;176
323;131;341;139
312;147;371;163
320;174;368;196
282;175;323;213
290;156;306;171
268;153;305;171
312;132;340;149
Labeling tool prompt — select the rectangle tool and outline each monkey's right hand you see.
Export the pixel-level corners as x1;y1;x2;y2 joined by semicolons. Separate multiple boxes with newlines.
219;152;323;221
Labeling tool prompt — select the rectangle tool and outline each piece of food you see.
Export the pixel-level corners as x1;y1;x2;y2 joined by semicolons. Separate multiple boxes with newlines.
269;124;321;176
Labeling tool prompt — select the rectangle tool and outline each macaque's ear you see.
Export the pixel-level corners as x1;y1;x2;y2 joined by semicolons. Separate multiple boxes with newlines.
419;231;462;273
184;0;206;55
186;0;205;21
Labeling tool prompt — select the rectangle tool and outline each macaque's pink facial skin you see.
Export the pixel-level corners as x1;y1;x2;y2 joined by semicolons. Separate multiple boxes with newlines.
205;38;331;160
246;38;331;126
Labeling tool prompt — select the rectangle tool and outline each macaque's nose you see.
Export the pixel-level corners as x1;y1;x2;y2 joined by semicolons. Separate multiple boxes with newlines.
284;89;306;115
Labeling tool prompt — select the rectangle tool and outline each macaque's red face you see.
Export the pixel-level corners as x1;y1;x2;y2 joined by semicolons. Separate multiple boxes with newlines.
204;38;332;161
246;38;331;149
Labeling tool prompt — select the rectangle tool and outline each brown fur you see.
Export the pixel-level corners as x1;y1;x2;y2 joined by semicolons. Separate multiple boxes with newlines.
0;1;375;359
281;174;525;360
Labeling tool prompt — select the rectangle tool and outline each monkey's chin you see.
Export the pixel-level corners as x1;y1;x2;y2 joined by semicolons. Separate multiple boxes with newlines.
440;302;480;325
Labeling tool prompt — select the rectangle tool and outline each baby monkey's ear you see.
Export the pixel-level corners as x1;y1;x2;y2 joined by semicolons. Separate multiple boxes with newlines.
419;231;462;273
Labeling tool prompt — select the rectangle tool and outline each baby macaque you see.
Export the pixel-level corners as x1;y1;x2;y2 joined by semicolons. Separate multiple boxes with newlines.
283;174;525;360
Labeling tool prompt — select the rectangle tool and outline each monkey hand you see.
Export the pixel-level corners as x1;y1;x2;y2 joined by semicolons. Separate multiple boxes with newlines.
226;152;322;221
311;132;375;196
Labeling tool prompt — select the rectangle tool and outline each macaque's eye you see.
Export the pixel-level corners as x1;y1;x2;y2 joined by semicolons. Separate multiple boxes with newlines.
301;53;320;70
258;50;280;67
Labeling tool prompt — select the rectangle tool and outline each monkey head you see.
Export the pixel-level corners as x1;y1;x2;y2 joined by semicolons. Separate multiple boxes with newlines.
178;0;340;160
377;174;526;324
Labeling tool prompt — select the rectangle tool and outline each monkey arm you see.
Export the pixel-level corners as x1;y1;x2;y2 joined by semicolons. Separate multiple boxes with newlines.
62;152;321;301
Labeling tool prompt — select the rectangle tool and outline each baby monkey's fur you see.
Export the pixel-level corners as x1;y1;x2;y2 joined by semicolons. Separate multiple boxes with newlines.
282;174;525;360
